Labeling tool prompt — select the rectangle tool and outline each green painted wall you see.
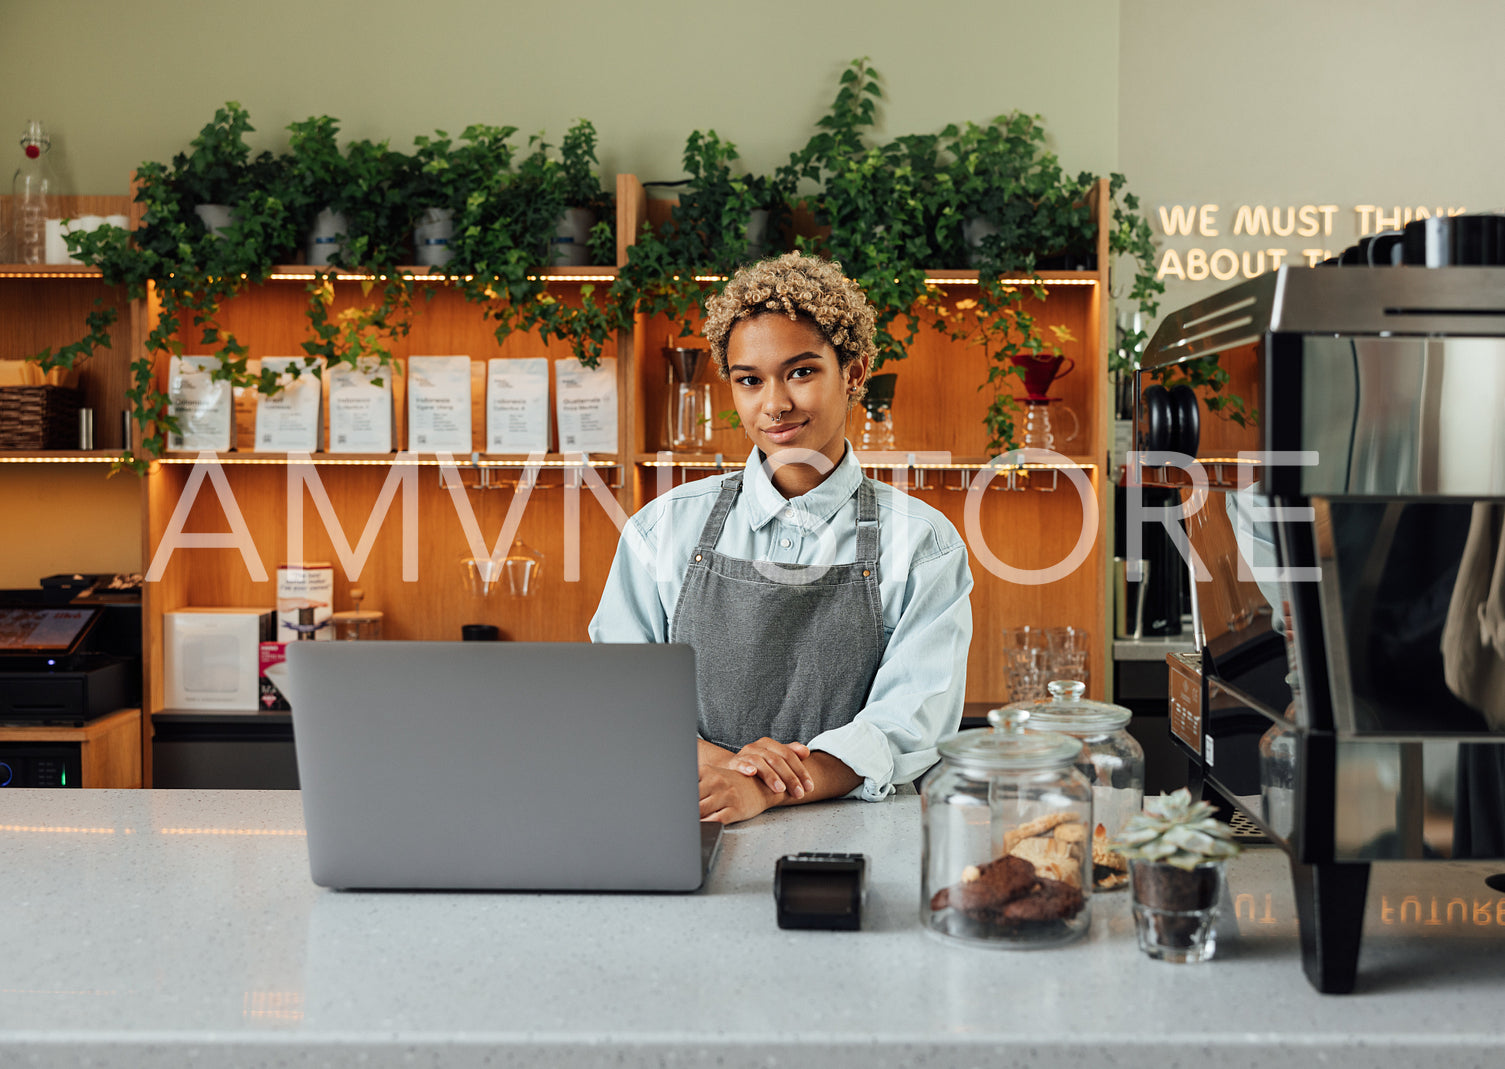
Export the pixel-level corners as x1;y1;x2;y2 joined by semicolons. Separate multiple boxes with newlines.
1;0;1121;196
1119;0;1505;329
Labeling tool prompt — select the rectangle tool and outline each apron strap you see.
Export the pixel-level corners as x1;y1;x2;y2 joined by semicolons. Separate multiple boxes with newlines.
693;473;743;555
855;480;880;567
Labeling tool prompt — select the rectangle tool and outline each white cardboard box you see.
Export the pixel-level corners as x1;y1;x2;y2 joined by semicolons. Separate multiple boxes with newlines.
164;608;275;710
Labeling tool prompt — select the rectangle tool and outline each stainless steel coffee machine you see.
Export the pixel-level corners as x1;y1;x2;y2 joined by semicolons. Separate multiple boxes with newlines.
1135;250;1505;992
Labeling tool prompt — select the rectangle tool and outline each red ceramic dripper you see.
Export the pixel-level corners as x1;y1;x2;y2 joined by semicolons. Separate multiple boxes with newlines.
1011;353;1075;400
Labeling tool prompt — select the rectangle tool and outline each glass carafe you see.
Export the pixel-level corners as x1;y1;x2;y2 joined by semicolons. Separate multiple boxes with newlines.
1019;397;1080;452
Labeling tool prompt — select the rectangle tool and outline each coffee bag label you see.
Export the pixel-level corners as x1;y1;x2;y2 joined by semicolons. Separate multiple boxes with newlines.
555;358;617;454
408;355;473;454
255;357;324;452
327;357;394;453
487;357;550;452
168;356;232;452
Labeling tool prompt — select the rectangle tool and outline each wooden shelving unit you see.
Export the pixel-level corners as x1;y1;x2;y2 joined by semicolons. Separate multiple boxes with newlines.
0;708;143;788
5;176;1115;784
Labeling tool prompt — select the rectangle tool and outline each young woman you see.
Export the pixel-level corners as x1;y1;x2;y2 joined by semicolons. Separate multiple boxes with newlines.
590;252;973;823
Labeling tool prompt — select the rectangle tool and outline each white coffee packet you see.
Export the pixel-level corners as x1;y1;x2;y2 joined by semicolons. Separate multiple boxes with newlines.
487;357;550;452
327;357;395;454
555;358;617;454
168;356;232;452
407;355;473;454
255;357;324;452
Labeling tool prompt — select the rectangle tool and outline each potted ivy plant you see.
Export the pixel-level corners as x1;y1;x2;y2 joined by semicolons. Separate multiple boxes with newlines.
170;101;282;241
283;115;351;265
1114;788;1244;963
612;127;792;337
548;118;614;267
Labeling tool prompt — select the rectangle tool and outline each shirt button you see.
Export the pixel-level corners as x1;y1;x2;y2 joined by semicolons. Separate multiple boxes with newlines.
781;538;792;548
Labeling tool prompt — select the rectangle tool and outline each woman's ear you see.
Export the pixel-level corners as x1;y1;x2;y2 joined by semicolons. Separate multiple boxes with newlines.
846;356;871;394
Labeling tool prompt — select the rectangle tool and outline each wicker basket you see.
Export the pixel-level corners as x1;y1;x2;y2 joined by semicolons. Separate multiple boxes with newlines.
0;385;83;450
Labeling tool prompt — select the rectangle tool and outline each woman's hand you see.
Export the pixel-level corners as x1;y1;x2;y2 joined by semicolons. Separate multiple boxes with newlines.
699;764;774;824
732;738;814;799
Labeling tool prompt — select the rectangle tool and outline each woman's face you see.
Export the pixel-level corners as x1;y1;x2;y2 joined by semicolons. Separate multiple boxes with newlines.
726;313;867;495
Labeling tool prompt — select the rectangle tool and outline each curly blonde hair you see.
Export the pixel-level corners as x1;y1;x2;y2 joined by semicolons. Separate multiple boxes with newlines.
702;252;878;402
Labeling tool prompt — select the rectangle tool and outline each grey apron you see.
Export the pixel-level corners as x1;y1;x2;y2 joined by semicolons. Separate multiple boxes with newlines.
670;472;887;751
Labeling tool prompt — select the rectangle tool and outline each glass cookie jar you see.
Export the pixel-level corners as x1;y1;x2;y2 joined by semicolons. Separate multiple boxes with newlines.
922;709;1092;948
1007;680;1144;892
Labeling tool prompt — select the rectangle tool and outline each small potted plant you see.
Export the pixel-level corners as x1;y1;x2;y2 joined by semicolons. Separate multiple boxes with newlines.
1114;788;1243;963
548;118;614;267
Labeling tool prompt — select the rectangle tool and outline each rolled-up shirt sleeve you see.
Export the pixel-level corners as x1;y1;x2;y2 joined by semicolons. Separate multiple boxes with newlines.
806;535;973;801
588;505;670;644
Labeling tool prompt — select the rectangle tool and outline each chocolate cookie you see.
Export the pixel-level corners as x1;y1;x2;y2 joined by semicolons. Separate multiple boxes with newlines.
950;854;1038;913
998;875;1085;923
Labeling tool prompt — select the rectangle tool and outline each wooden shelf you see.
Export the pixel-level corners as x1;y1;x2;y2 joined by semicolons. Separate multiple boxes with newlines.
0;708;143;788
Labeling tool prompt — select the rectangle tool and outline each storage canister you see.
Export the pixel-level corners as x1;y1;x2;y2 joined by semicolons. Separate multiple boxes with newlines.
923;709;1092;948
1006;679;1144;891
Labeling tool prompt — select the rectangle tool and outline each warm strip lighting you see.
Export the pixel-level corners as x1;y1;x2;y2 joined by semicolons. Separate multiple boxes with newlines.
266;268;616;284
154;455;618;468
158;827;306;837
0;269;102;279
926;277;1099;287
0;824;116;835
644;459;1096;472
0;455;118;464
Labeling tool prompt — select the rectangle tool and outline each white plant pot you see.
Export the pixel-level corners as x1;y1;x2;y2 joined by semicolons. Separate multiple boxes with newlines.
745;208;772;260
307;209;347;266
414;208;454;266
961;216;999;268
551;208;595;266
194;204;239;238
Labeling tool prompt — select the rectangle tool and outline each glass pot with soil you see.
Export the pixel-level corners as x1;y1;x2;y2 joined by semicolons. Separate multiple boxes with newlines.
1114;789;1242;964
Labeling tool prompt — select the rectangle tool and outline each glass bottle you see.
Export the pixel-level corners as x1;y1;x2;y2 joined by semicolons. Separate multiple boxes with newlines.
12;120;53;264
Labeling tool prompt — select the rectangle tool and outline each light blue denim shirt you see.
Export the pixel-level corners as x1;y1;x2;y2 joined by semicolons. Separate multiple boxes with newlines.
589;445;973;800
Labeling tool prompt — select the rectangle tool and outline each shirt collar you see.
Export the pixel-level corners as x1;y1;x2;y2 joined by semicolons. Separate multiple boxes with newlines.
741;443;863;530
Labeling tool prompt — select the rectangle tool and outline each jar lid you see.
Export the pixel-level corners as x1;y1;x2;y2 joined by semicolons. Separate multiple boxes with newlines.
1000;680;1131;734
937;708;1084;772
331;610;383;622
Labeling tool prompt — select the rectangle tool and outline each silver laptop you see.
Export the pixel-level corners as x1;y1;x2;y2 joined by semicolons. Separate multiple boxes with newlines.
287;641;718;892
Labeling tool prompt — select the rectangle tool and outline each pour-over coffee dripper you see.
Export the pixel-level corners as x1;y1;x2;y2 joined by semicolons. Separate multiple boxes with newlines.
1012;352;1076;400
664;345;713;451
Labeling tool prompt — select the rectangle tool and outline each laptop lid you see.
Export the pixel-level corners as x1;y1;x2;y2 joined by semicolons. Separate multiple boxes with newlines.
287;641;706;892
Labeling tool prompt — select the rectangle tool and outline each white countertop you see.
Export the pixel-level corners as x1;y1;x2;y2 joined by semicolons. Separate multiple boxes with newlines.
5;789;1505;1068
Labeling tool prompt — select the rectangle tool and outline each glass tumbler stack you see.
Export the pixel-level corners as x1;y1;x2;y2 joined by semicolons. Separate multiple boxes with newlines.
1002;626;1090;703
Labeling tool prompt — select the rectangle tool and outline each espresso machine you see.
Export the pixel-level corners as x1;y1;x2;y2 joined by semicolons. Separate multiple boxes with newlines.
1135;217;1505;992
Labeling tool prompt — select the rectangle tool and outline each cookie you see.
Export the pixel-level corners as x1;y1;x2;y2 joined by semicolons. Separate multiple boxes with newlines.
1002;811;1079;853
998;875;1085;923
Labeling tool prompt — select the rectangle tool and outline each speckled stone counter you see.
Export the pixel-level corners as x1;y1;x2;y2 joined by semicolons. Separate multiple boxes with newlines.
4;790;1505;1068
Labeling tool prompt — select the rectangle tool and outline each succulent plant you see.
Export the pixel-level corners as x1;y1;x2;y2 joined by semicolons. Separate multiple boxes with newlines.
1113;789;1243;870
